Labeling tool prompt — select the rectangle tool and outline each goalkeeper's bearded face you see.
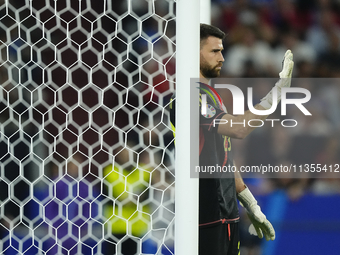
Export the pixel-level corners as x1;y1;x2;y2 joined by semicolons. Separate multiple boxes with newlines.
200;36;224;79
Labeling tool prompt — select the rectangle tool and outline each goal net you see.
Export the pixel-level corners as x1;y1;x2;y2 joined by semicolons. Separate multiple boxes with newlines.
0;0;176;254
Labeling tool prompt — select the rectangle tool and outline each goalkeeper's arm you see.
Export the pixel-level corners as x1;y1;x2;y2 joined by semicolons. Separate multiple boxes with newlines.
217;49;294;139
235;169;275;241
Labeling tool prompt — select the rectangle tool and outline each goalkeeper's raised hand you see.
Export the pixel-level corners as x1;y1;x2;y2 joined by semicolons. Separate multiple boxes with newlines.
237;186;275;241
260;49;294;110
279;49;294;80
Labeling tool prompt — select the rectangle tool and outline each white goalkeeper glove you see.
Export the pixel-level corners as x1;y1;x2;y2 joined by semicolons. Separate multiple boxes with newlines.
237;186;275;241
260;49;294;110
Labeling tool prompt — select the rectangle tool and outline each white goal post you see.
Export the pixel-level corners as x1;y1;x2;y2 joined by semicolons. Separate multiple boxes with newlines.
174;0;200;254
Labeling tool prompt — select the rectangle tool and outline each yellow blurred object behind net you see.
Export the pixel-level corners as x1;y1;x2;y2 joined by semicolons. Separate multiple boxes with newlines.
103;164;151;237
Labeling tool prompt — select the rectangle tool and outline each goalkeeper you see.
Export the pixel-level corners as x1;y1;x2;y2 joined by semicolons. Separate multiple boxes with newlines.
169;24;294;255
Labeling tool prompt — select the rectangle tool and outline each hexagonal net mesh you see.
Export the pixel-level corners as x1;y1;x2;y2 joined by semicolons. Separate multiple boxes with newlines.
0;0;176;254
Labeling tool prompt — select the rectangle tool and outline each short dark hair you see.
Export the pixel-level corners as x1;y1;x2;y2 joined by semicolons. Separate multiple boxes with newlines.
200;23;226;45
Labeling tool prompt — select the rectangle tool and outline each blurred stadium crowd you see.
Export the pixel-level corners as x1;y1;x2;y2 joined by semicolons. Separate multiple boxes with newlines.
213;0;340;78
209;0;340;198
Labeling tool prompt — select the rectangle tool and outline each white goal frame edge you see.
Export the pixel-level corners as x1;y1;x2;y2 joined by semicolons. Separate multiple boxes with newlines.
175;0;210;254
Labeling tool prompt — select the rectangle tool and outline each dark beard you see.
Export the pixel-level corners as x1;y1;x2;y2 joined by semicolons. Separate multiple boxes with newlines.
200;63;220;78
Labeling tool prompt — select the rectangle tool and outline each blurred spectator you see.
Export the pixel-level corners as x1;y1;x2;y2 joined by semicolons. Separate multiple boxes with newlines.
306;8;340;56
223;23;274;76
273;27;316;76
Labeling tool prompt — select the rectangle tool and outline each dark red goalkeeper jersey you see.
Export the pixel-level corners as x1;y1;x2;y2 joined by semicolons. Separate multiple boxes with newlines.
170;82;239;226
